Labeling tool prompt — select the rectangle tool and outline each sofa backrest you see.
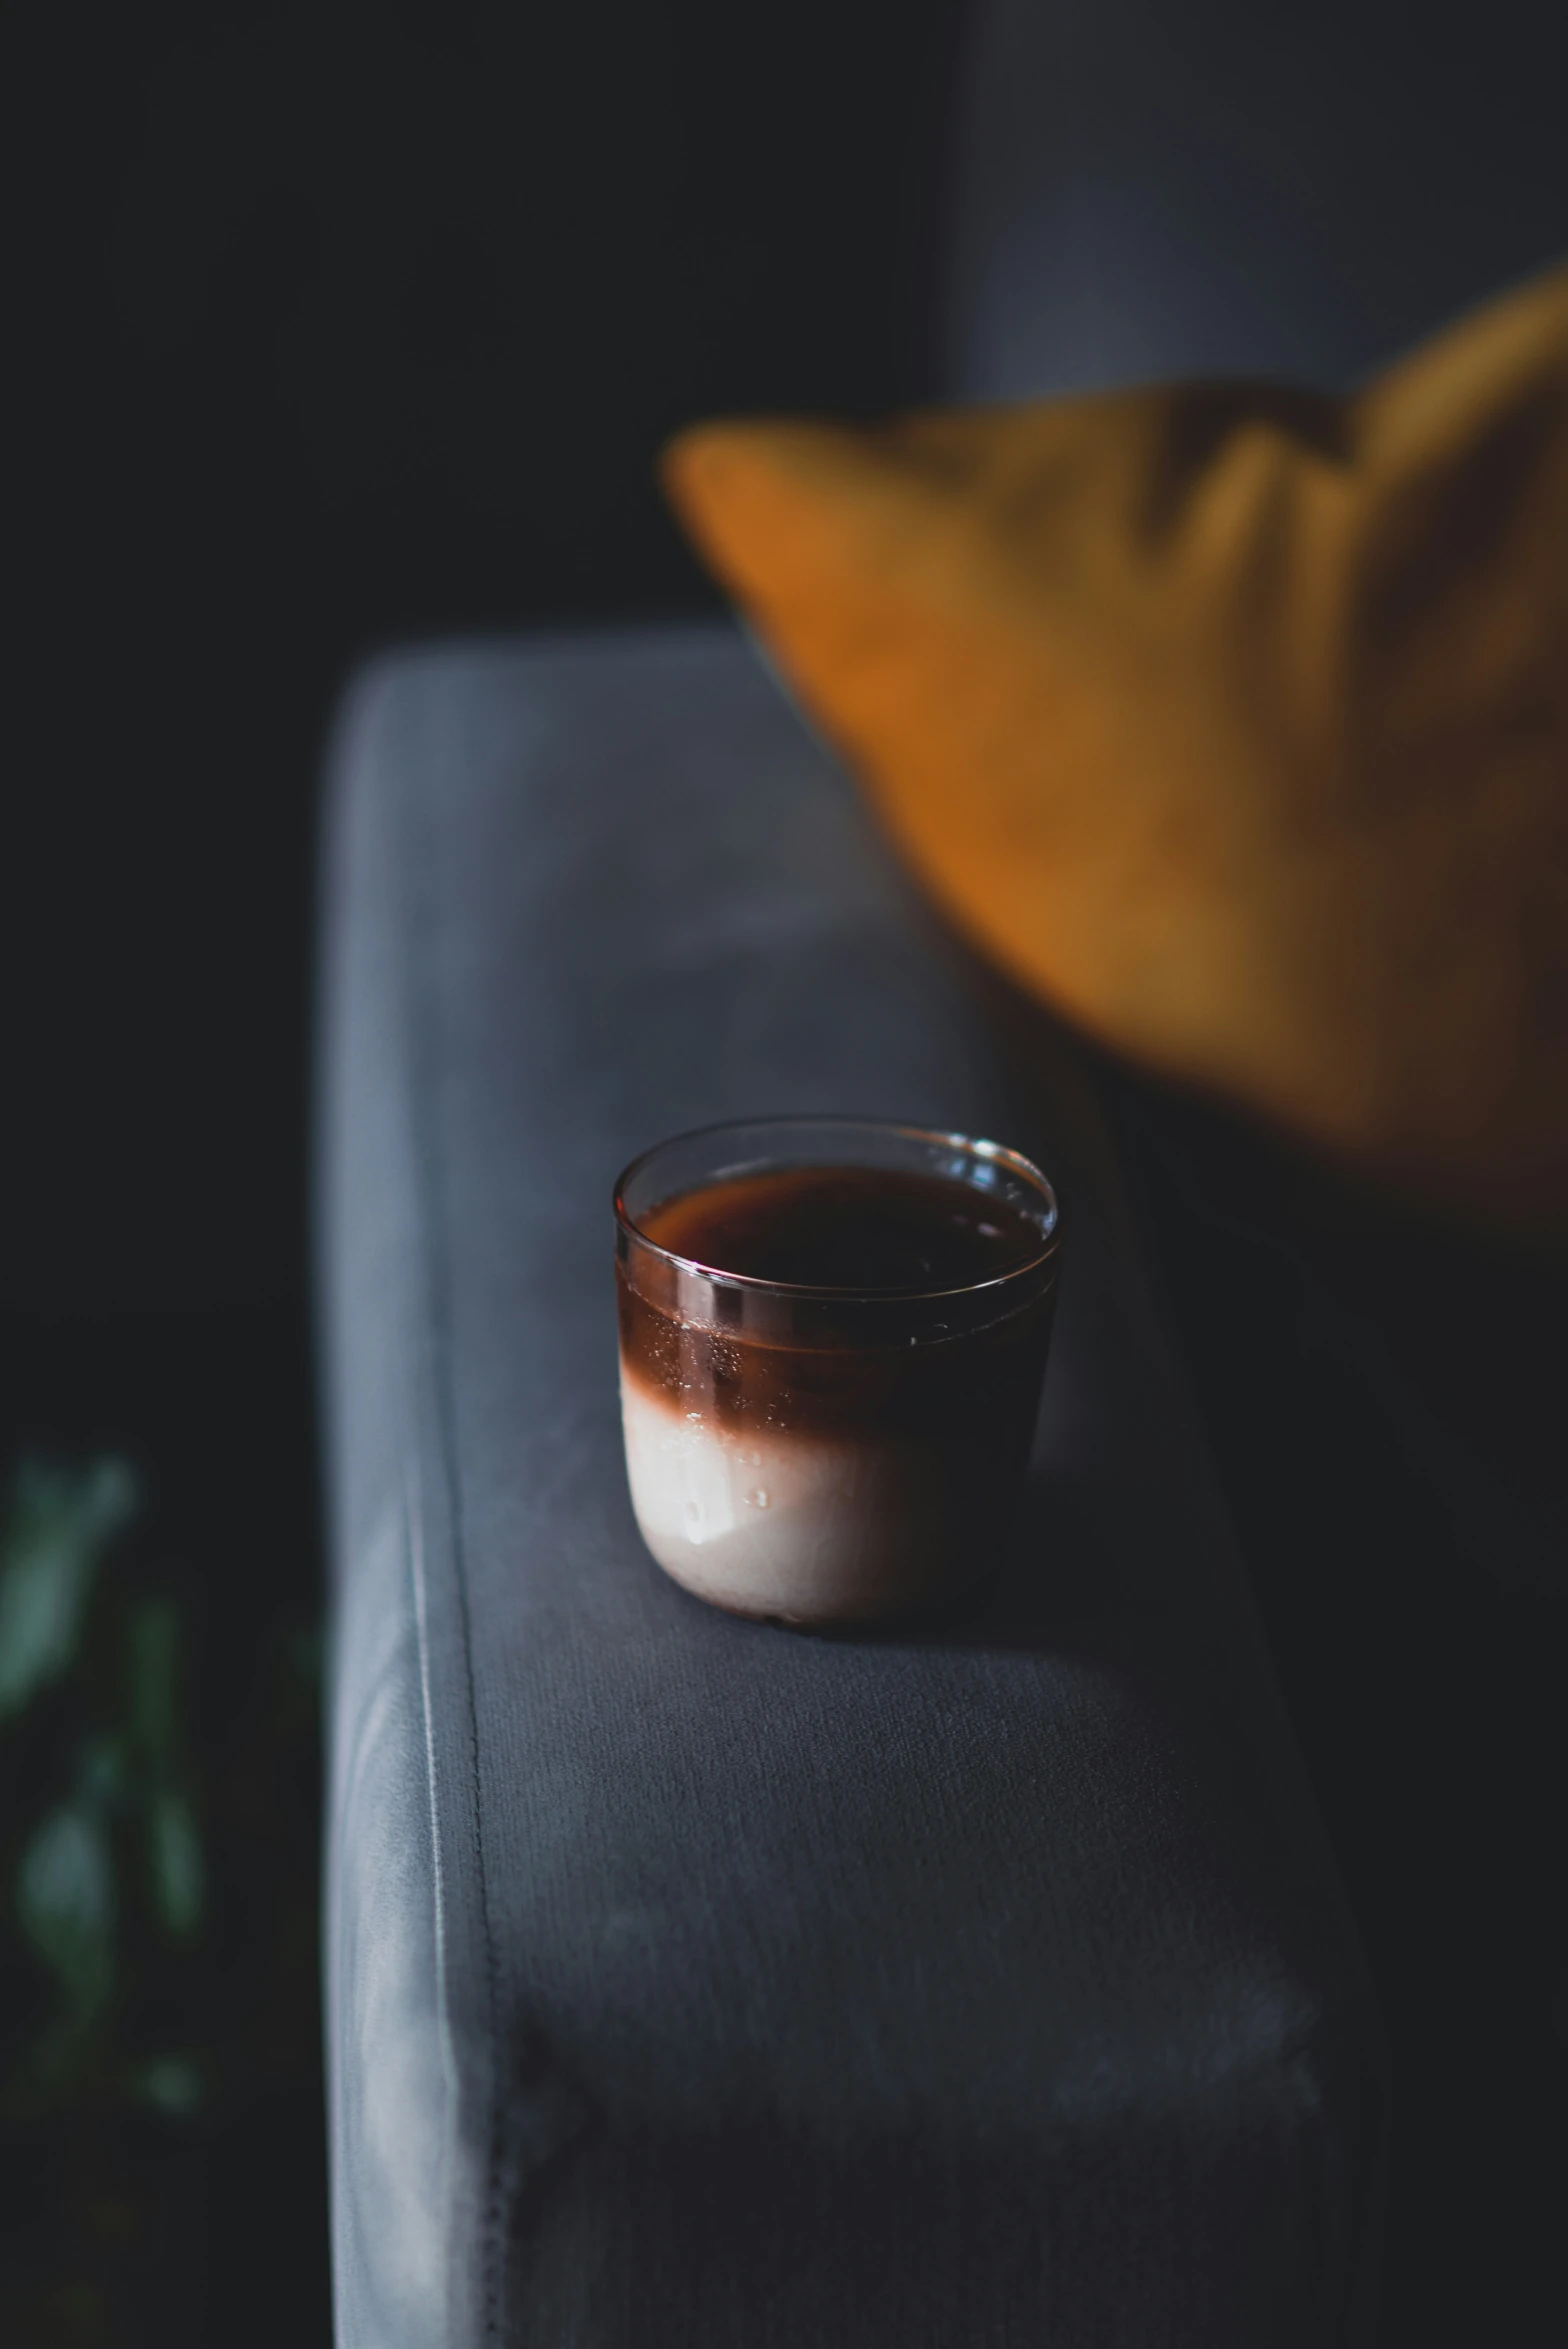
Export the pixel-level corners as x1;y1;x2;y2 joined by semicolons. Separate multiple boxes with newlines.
939;0;1568;397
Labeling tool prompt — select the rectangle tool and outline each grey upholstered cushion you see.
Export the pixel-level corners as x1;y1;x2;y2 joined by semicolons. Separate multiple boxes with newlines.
317;624;1379;2346
943;0;1568;400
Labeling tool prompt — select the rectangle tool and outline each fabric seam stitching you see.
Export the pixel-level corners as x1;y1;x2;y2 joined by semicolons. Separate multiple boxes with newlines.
395;691;505;2342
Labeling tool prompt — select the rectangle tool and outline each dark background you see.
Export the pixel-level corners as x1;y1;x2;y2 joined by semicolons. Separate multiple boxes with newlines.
6;0;962;1319
4;4;1565;2343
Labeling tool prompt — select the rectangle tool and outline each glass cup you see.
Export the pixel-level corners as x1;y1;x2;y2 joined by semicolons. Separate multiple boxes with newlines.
613;1117;1061;1625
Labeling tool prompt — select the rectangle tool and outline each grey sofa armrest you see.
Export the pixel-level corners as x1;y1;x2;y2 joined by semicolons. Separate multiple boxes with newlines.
316;621;1379;2346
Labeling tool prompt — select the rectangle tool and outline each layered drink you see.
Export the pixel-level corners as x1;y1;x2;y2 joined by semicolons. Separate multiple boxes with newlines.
614;1119;1060;1625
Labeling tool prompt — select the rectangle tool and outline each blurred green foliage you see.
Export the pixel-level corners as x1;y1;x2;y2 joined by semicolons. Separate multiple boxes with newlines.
0;1455;323;2345
2;1461;207;2118
0;1460;138;1722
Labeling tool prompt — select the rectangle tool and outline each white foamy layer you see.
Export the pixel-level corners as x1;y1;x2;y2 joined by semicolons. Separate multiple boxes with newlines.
619;1372;980;1623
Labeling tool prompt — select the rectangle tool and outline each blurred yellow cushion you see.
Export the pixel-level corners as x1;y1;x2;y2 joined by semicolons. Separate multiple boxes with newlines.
662;268;1568;1230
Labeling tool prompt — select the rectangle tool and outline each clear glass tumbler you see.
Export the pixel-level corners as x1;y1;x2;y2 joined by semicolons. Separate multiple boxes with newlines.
614;1116;1061;1625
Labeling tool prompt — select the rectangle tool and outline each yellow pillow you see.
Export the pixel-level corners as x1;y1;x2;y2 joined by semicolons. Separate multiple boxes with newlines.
662;268;1568;1231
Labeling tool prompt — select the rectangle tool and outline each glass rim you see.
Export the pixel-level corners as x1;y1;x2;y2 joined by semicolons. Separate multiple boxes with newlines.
613;1115;1061;1304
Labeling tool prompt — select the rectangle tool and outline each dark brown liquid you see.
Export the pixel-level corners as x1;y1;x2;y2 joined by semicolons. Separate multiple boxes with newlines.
619;1163;1057;1457
638;1166;1047;1292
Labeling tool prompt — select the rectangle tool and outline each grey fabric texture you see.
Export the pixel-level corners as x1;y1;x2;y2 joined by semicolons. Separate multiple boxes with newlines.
317;625;1380;2345
942;0;1567;400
